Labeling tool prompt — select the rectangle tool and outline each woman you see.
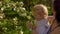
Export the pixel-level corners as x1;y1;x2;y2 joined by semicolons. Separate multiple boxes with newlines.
47;0;60;34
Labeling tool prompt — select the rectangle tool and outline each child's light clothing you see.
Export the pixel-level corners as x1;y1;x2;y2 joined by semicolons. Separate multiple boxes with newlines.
35;19;50;34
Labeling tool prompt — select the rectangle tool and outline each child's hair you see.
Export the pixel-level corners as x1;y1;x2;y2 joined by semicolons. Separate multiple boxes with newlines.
33;4;48;18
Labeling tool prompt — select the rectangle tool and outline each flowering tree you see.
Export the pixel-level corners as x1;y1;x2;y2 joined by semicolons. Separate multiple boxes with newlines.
0;0;34;34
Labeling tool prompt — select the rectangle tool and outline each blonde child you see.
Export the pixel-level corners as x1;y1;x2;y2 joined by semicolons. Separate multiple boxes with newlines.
26;4;50;34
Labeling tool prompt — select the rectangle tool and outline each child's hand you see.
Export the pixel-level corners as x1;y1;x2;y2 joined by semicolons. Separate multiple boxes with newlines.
31;30;38;34
32;25;36;30
26;21;32;29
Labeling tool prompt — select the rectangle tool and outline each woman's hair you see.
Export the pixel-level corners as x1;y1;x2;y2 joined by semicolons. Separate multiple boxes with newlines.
53;0;60;23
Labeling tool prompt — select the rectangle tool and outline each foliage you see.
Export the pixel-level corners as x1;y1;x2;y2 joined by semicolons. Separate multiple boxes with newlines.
0;0;52;34
0;0;34;34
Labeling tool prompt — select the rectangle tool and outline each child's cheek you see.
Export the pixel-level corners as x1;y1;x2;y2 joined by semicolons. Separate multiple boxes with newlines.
35;15;42;19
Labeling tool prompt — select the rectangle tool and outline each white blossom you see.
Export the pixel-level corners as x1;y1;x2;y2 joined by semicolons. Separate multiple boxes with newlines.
22;13;27;16
22;8;25;10
27;16;31;19
1;8;4;11
0;16;3;19
0;2;1;4
13;17;17;21
20;30;23;34
19;2;24;6
2;27;7;30
7;4;10;7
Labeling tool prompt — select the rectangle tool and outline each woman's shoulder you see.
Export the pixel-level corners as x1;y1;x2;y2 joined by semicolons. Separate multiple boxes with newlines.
55;27;60;33
50;26;60;34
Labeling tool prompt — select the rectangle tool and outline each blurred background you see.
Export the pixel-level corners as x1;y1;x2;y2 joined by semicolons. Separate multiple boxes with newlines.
0;0;52;34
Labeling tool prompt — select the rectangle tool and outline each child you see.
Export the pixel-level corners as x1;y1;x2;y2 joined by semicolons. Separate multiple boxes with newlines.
26;4;50;34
